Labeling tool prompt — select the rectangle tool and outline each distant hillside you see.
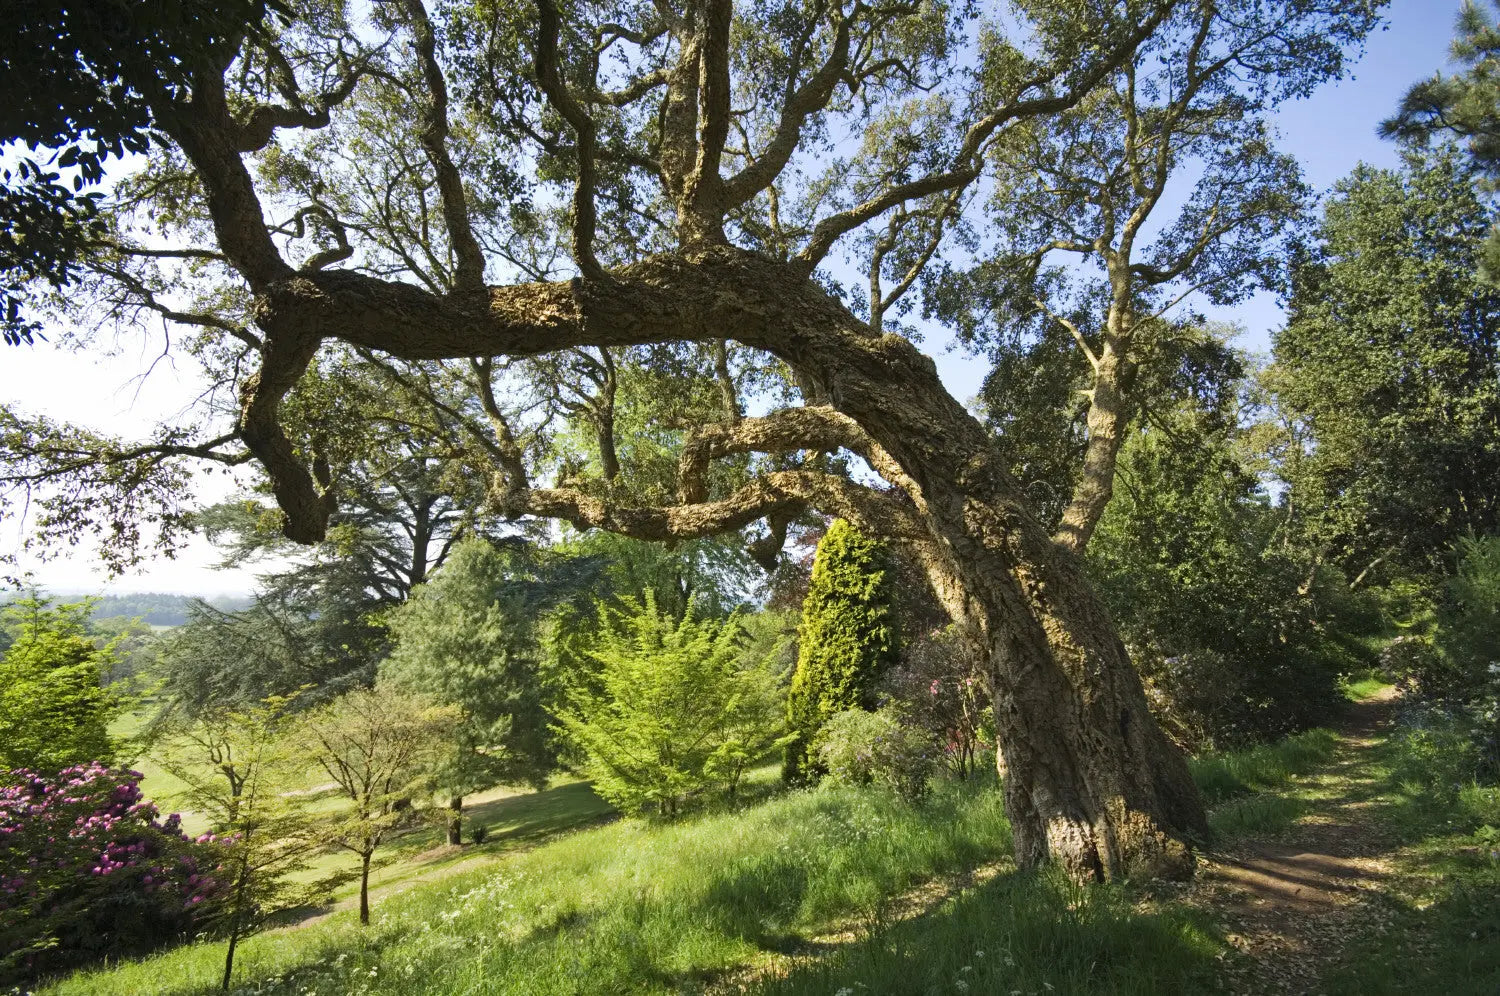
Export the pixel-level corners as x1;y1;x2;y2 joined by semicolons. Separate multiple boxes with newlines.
88;592;253;627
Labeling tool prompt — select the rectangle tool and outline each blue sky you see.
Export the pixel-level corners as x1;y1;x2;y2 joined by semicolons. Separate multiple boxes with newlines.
0;0;1474;594
1222;0;1467;349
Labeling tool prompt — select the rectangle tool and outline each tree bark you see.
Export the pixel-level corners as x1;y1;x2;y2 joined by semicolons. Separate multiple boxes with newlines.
358;850;372;925
187;229;1211;879
221;927;240;992
447;794;463;846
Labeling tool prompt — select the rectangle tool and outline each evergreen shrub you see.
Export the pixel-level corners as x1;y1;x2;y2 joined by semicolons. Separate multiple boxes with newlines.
784;520;898;781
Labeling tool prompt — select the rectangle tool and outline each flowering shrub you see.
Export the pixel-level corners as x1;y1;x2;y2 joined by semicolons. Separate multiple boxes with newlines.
1382;633;1457;700
883;628;995;779
0;763;225;984
818;706;939;803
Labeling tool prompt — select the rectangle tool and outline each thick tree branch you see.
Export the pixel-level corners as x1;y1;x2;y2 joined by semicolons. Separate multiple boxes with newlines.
399;0;488;292
677;403;919;508
536;0;607;279
502;468;923;551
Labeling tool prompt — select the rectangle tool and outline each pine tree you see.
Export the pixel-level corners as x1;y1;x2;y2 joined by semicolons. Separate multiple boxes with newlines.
382;537;555;844
784;519;899;782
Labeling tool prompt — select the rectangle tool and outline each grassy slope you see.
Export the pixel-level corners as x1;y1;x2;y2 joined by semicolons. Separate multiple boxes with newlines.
45;732;1342;996
44;781;1015;996
55;688;1497;996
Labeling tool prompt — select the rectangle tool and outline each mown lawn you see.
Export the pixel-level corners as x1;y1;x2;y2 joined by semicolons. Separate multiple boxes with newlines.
109;707;620;908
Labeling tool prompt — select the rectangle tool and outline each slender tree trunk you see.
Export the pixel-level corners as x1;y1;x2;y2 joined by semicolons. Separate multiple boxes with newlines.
221;844;254;989
222;928;241;991
447;794;463;845
359;850;372;925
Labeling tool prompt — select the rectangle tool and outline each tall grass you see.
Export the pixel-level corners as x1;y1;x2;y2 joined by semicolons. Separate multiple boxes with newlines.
1189;728;1339;805
752;868;1222;996
43;781;1011;996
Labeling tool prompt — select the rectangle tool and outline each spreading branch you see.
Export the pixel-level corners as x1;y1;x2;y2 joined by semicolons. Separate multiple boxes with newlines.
536;0;607;279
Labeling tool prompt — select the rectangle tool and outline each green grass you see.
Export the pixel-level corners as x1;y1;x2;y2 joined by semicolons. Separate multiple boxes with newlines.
1206;791;1308;838
108;706;621;907
1314;741;1500;995
42;779;1017;996
1340;671;1390;701
281;777;619;906
1188;727;1339;805
65;702;1494;996
752;869;1222;995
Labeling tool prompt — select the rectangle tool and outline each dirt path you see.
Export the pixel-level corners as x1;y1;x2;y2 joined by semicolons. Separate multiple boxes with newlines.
1192;687;1404;994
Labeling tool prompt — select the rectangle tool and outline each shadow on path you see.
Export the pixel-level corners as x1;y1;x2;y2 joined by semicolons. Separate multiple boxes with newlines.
1195;687;1405;993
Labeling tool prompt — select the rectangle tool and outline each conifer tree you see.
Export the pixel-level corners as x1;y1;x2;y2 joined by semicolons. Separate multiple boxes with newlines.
556;592;789;817
784;520;899;782
383;537;555;844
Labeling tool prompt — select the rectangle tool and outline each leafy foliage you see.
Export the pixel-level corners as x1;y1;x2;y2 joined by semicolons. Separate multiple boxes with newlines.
556;592;790;817
0;0;283;342
152;696;320;989
1270;148;1500;583
152;579;384;719
784;520;899;781
1089;397;1356;749
1388;534;1500;784
883;627;995;779
0;764;224;984
1384;0;1500;281
1434;533;1500;700
0;596;119;770
295;685;458;924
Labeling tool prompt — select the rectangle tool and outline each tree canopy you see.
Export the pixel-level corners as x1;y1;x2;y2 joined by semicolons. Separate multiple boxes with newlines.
1270;148;1500;584
0;0;1388;882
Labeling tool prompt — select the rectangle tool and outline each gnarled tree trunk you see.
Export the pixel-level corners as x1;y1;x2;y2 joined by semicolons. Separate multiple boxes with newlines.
230;248;1209;881
162;70;1209;877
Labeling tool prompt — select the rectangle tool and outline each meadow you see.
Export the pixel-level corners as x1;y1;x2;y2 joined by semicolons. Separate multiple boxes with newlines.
41;718;1359;996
